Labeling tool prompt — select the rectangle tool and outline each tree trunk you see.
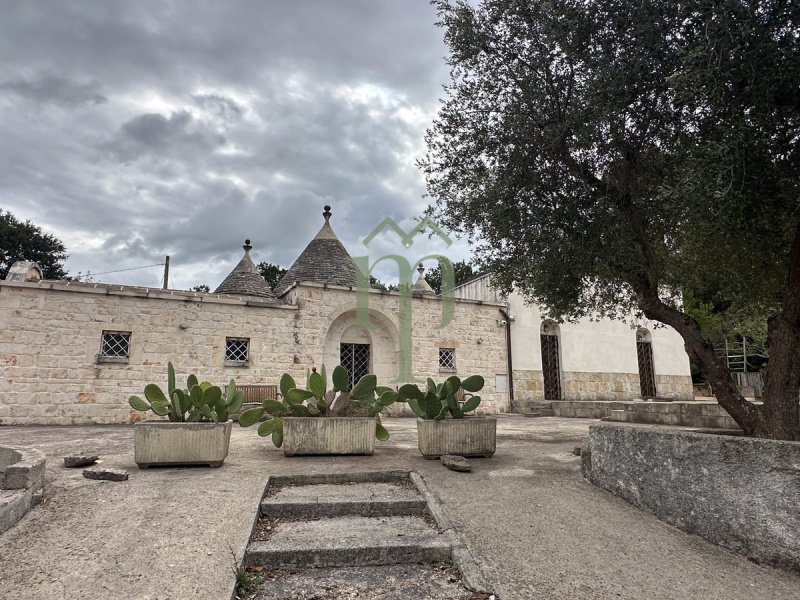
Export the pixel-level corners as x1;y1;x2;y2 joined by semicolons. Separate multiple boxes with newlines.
637;290;763;436
760;223;800;441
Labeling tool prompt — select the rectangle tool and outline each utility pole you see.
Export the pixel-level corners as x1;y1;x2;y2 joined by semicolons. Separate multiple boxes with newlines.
163;256;170;289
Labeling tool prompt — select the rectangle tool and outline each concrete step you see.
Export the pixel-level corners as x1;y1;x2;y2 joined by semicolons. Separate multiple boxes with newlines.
245;515;454;569
245;563;475;599
261;482;426;519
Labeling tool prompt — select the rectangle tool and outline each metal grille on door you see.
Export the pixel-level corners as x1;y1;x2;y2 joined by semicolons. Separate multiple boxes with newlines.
637;341;657;397
540;334;562;400
340;343;370;388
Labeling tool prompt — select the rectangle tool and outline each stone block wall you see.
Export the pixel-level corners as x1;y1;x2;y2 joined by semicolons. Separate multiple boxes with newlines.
0;282;298;424
0;280;510;424
287;284;509;415
512;369;693;404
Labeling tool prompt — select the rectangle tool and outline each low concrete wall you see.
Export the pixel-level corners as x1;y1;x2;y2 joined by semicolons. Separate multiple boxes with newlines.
582;423;800;572
0;446;45;534
524;400;743;429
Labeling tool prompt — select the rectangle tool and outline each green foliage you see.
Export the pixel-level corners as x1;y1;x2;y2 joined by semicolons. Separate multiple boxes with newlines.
191;284;210;293
235;568;260;594
423;0;798;319
256;261;287;289
238;366;399;447
128;362;244;423
397;374;485;420
425;260;477;295
0;209;69;280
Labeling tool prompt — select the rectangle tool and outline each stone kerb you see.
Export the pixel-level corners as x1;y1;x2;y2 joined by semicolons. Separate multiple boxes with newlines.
0;445;46;534
582;423;800;572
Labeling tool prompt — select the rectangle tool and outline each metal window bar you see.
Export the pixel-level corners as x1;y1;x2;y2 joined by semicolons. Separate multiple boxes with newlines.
340;343;370;388
439;348;456;371
225;338;250;363
100;332;130;361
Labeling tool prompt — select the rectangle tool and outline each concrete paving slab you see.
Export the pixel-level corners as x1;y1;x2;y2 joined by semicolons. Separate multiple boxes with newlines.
0;417;799;600
246;514;453;568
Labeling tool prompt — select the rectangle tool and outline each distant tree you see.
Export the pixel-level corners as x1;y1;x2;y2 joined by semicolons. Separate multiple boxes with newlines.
369;275;390;291
423;1;799;439
425;260;477;295
0;209;69;280
257;262;287;289
192;284;210;293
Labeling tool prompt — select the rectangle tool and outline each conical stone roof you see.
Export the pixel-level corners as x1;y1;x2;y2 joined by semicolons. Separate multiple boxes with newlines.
412;264;435;295
214;240;277;299
274;206;360;296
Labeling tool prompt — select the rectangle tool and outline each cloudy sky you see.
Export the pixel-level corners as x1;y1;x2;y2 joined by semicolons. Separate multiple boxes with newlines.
0;1;470;289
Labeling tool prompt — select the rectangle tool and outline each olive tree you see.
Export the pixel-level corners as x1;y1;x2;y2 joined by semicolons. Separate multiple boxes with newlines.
422;0;799;439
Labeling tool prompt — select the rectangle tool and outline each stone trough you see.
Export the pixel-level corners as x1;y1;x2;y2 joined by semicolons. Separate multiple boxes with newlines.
0;445;45;535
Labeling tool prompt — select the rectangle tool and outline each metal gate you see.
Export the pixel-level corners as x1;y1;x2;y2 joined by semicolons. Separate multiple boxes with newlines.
540;334;562;400
340;343;370;388
637;341;657;397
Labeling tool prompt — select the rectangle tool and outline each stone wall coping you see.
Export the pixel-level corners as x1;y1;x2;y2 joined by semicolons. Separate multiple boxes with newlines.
589;421;798;447
285;280;509;307
0;280;297;310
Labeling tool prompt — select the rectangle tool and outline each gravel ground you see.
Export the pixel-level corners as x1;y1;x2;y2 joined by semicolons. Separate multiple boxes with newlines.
0;416;798;600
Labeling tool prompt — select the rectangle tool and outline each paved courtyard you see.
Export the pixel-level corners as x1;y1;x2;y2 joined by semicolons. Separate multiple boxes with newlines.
0;416;798;600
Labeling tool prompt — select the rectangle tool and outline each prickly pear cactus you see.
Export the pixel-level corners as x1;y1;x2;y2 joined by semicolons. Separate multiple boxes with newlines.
128;362;243;423
396;375;485;419
237;365;399;445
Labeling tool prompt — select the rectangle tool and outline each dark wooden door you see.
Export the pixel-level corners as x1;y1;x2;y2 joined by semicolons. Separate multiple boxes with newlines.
637;341;657;397
540;334;562;400
340;343;370;388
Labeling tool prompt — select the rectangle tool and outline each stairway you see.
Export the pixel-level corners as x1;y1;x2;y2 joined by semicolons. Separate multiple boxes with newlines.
512;401;555;417
240;471;493;599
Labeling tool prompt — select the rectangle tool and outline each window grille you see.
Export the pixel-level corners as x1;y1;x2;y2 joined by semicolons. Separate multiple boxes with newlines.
99;331;131;363
340;343;370;388
439;348;456;371
225;337;250;365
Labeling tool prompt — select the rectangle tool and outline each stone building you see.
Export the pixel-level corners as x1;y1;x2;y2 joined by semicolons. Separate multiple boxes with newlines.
0;206;691;425
453;275;693;408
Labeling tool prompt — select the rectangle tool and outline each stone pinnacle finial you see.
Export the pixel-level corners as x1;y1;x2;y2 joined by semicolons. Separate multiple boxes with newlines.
418;263;425;276
243;239;252;253
323;205;332;222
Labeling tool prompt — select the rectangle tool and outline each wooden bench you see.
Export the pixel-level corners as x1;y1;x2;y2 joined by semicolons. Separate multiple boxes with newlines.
225;384;279;420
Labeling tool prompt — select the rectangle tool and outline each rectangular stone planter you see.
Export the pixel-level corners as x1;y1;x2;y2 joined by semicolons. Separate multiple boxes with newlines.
134;420;233;468
282;417;375;457
417;417;496;459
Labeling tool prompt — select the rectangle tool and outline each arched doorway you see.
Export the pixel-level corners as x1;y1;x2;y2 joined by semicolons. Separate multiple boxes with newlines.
636;328;657;398
540;320;562;400
323;307;399;388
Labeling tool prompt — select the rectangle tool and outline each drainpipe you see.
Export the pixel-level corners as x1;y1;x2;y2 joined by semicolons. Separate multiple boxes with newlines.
499;307;514;406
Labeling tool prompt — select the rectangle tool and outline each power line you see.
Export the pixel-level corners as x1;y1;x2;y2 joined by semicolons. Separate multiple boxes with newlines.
83;263;165;277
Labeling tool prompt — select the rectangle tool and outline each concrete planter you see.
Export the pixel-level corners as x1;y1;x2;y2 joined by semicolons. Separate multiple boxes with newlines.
417;417;496;459
583;423;800;572
134;420;233;468
282;417;375;457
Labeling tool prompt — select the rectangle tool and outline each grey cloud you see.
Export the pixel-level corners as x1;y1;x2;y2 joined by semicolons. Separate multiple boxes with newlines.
105;110;226;162
0;1;455;290
0;73;107;106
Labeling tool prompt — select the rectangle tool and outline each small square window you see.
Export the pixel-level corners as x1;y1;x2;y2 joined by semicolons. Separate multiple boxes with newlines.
225;337;250;366
99;331;131;363
439;348;456;372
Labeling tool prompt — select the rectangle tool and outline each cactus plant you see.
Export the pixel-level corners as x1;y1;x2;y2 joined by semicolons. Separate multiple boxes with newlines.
129;362;244;423
237;365;399;447
396;374;485;419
